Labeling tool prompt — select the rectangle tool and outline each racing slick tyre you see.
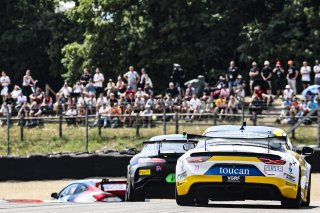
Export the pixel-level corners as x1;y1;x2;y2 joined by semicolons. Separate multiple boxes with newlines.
301;174;311;207
281;171;301;209
125;175;145;202
175;188;194;206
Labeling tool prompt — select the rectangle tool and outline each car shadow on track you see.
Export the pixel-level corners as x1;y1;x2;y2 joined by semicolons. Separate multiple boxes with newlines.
202;203;318;210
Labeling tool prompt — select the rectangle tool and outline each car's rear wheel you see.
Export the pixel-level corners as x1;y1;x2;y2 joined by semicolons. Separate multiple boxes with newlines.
175;188;194;206
125;173;145;202
301;174;311;207
281;170;301;209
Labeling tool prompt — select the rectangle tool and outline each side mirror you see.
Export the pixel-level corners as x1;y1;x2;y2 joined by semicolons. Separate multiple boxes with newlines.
302;147;314;155
51;192;58;199
183;143;196;151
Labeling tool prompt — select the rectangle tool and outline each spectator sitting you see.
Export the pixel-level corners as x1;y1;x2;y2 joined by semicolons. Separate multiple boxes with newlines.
27;101;42;127
122;104;134;127
234;85;245;102
125;92;135;105
5;94;15;114
184;87;193;101
135;94;145;111
40;93;53;114
306;98;317;113
0;103;10;126
116;76;127;93
30;87;44;105
214;95;227;120
109;93;118;107
11;85;22;100
85;79;96;96
283;85;294;101
92;103;110;128
107;84;119;99
165;94;175;113
146;95;156;110
58;82;72;98
234;75;246;89
188;94;202;120
135;87;145;98
144;82;153;96
215;76;227;89
262;89;275;107
106;78;115;91
110;102;122;128
248;94;263;115
15;92;27;111
72;81;83;97
96;93;108;113
64;105;77;126
125;86;135;96
155;94;164;113
166;82;179;98
226;95;238;118
219;85;230;99
276;98;292;124
290;97;302;119
140;105;153;127
253;85;264;101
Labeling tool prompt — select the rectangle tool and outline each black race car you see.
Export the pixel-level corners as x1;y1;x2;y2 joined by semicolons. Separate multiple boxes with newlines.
125;134;196;201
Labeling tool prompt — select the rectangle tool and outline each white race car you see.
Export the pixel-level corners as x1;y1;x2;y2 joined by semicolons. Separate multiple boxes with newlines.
176;125;313;208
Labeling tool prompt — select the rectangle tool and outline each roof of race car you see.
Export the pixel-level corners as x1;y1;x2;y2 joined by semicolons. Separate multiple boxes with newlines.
148;134;187;142
67;179;126;186
203;125;287;138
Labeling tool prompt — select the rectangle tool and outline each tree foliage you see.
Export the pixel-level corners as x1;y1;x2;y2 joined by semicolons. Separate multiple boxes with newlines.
0;0;319;91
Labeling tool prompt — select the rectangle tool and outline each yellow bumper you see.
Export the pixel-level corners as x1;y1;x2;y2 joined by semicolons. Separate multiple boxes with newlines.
176;175;298;199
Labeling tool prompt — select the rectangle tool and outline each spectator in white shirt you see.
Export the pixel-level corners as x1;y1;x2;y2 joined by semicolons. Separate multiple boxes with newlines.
0;71;10;101
96;93;108;112
59;82;72;98
64;105;77;125
93;67;104;96
300;61;311;89
124;66;140;92
283;85;294;101
188;94;202;120
16;92;27;110
314;60;320;85
11;85;22;100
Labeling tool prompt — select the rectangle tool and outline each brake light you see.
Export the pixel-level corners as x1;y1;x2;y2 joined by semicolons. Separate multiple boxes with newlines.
138;158;166;163
187;156;210;163
93;193;110;201
259;158;286;165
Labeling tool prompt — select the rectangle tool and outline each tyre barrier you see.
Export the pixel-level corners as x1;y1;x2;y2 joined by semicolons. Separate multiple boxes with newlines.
0;149;319;181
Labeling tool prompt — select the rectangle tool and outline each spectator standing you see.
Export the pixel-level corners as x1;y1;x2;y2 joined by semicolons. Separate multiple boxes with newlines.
22;70;36;100
93;67;104;96
80;68;92;86
0;71;10;102
273;61;286;97
314;60;320;85
139;68;147;88
261;61;272;91
249;62;260;95
166;82;179;98
286;60;298;95
300;61;311;90
226;61;239;91
124;66;140;91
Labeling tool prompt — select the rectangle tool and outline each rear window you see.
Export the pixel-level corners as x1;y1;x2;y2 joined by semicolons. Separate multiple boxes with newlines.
159;142;186;153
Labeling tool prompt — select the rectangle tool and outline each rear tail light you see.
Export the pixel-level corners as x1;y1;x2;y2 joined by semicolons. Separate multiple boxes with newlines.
93;193;111;201
259;158;286;165
138;158;166;163
186;156;210;163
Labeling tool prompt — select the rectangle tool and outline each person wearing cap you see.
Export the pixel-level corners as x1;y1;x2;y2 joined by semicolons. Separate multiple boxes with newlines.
261;60;272;91
273;61;286;98
226;61;239;91
286;60;298;95
313;60;320;85
283;85;294;101
249;61;261;95
93;67;104;96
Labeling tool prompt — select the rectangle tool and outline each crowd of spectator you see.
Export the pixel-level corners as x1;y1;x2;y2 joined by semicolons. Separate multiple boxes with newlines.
0;59;319;127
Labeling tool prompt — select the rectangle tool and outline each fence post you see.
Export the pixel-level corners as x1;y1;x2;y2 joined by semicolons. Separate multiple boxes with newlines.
213;113;217;125
291;113;296;139
59;115;63;138
135;113;140;136
98;113;101;141
5;105;10;155
163;101;167;135
252;112;257;126
175;111;179;134
85;105;89;153
20;117;24;142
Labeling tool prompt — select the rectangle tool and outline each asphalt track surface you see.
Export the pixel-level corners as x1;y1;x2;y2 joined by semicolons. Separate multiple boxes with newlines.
0;200;319;213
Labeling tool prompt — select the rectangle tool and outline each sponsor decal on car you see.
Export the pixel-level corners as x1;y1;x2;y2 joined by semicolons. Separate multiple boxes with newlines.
264;165;283;172
156;166;162;172
283;173;295;182
177;171;187;180
205;165;264;176
139;169;151;176
166;173;176;183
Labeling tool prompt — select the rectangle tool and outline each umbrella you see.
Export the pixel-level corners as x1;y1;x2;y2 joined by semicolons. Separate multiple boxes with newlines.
301;85;320;97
